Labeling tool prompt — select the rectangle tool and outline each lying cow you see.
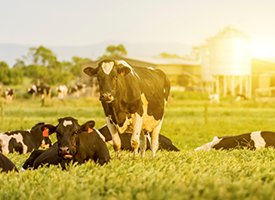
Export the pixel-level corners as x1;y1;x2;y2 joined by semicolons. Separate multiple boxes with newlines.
0;123;55;154
22;118;110;170
195;131;275;151
84;59;170;157
22;142;65;170
98;125;179;151
0;153;18;172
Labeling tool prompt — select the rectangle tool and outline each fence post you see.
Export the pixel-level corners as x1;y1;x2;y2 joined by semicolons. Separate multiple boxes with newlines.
204;102;208;124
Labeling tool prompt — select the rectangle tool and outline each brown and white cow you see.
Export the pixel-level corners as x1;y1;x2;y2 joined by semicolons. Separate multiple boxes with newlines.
195;131;275;151
84;59;170;157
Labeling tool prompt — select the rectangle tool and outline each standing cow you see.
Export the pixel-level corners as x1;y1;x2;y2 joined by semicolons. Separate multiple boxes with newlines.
84;59;170;157
0;123;55;154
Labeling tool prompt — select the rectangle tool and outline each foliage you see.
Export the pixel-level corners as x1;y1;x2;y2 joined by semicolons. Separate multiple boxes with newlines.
0;61;23;85
0;96;275;199
159;52;183;59
101;44;128;59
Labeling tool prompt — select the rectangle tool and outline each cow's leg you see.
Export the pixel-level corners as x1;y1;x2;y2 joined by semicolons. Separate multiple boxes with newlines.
139;130;147;157
131;114;142;156
150;119;163;157
105;117;121;158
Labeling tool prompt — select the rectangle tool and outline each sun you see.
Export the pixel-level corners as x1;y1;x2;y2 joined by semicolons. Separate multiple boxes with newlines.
251;38;275;59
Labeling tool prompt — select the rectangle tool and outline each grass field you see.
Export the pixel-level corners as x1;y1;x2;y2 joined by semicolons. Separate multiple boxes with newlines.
0;93;275;200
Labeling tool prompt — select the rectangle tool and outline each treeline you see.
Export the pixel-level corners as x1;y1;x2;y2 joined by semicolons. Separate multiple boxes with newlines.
0;44;127;86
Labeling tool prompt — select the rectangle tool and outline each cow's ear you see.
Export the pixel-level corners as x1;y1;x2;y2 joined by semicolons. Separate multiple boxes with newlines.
44;124;57;135
83;67;98;77
117;66;131;76
115;60;132;76
80;120;95;133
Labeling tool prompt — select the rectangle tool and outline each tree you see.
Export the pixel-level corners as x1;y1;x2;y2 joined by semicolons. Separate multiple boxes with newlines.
102;44;128;58
0;61;10;84
70;56;91;78
29;46;57;67
0;61;23;85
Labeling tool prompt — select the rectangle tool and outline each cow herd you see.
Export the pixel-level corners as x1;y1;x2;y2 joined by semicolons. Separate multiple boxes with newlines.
0;116;179;172
1;59;275;173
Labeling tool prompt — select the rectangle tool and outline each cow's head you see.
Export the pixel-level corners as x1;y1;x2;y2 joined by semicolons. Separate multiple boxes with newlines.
30;122;56;149
84;59;132;103
55;117;95;159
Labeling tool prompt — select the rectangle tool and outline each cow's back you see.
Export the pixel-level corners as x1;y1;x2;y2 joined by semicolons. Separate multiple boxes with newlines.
0;153;18;172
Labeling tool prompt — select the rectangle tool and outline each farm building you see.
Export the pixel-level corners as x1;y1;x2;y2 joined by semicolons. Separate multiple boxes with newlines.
200;26;252;98
251;59;275;98
86;29;275;99
113;56;201;88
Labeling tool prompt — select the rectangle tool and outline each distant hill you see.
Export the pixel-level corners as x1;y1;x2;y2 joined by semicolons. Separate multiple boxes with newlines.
0;42;191;66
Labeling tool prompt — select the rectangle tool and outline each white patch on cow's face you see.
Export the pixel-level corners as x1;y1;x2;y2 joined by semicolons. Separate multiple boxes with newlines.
101;61;114;75
63;120;73;127
195;136;222;151
251;131;266;149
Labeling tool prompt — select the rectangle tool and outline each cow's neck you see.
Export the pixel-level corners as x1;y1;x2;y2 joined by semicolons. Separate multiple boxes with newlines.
30;130;43;148
116;74;141;103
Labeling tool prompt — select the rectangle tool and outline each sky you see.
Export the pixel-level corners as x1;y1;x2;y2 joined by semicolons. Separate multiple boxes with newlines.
1;0;275;59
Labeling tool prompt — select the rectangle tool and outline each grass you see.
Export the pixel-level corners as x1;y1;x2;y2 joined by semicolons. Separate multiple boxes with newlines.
0;94;275;200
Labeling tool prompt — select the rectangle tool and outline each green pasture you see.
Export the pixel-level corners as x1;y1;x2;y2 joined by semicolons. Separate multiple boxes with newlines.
0;93;275;200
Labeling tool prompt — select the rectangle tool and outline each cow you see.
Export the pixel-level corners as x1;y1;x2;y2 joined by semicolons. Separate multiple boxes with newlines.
3;88;14;101
0;153;18;172
68;83;86;98
56;85;68;100
22;117;110;170
98;125;179;151
22;142;66;170
0;123;55;154
195;131;275;151
84;59;170;157
28;83;51;106
37;117;110;166
28;83;51;97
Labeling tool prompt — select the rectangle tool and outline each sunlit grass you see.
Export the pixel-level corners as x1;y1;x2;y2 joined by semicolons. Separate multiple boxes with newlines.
0;95;275;199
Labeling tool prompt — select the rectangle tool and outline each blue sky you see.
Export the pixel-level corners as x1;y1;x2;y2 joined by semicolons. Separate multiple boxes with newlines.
1;0;275;58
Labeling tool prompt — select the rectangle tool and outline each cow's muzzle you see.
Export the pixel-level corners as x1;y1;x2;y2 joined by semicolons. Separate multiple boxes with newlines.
58;147;73;159
100;92;114;103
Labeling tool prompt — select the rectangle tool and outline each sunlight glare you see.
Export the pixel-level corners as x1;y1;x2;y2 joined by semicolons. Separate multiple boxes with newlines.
251;39;275;59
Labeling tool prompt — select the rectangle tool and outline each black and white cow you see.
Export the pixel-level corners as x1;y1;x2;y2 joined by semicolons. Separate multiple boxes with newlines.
28;84;51;97
22;119;110;169
84;59;170;157
0;123;55;154
0;153;18;172
68;83;86;98
56;85;68;100
55;117;110;165
3;88;14;101
22;142;66;170
195;131;275;151
98;125;179;151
